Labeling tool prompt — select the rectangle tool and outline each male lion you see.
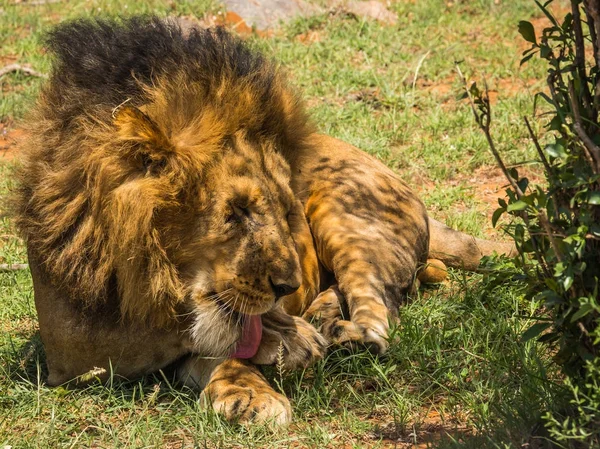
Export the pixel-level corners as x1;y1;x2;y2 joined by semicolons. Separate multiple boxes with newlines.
12;17;513;424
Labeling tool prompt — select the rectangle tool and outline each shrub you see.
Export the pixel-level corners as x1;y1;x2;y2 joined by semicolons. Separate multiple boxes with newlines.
460;0;600;445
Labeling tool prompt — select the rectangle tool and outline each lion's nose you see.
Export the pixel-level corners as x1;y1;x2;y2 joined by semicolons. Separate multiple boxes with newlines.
269;277;300;299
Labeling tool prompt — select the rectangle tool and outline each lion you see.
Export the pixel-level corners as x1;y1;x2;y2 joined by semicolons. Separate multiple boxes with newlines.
11;17;513;425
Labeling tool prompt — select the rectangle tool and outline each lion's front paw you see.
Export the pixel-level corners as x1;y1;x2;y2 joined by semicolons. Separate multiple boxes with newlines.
303;286;390;355
201;359;292;425
327;319;389;354
252;311;327;370
201;383;292;425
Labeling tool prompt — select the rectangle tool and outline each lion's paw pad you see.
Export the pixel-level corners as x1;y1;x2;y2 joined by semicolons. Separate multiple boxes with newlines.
201;386;292;425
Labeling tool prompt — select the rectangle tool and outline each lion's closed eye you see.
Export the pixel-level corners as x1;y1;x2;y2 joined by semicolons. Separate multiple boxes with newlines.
227;204;249;223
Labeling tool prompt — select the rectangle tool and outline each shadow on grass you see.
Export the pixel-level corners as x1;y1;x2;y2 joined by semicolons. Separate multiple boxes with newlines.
2;331;47;385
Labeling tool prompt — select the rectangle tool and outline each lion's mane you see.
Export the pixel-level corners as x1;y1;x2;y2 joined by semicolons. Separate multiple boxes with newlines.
12;17;312;326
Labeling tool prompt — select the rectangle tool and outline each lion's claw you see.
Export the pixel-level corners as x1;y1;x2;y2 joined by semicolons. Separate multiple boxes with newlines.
252;311;327;370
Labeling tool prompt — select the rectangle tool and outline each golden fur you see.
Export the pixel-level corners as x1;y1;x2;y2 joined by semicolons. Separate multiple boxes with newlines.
12;17;513;424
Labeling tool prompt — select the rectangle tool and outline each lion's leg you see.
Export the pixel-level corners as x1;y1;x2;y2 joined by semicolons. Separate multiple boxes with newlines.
280;200;321;317
290;135;430;355
180;357;292;425
250;304;327;370
302;195;424;354
331;265;396;354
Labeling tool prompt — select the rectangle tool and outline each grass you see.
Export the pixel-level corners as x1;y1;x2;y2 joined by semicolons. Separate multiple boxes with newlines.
0;0;571;447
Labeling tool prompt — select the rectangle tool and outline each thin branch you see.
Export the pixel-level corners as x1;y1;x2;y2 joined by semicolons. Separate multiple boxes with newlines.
584;1;600;113
568;80;600;173
524;116;553;174
460;348;486;361
523;116;562;221
0;63;47;79
455;64;523;197
456;63;563;266
585;0;600;112
571;0;594;120
0;263;29;272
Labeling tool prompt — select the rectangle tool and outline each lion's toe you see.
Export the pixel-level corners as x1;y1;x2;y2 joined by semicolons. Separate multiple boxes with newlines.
202;385;292;426
284;316;328;369
252;315;327;370
327;319;389;355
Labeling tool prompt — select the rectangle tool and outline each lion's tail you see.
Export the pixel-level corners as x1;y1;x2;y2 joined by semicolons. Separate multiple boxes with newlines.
428;217;516;270
418;218;516;283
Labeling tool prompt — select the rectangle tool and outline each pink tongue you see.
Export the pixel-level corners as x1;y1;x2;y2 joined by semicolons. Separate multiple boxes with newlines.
231;315;263;359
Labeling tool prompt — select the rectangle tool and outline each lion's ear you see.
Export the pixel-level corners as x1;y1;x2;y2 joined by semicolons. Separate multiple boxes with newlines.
113;105;173;172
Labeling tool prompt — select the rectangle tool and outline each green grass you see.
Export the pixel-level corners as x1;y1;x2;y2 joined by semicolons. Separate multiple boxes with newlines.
0;0;571;447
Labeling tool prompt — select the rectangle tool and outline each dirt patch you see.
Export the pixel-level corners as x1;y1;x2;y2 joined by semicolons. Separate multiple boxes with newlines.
369;408;472;448
178;11;273;38
461;164;545;208
296;30;322;44
0;54;19;67
417;75;541;108
416;163;545;237
0;127;26;162
343;1;398;25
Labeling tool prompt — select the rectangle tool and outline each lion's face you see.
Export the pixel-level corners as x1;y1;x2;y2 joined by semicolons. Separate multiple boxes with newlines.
103;95;306;322
175;134;303;317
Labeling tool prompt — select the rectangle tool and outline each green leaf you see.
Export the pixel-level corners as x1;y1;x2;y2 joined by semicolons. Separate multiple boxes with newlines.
538;332;559;343
539;44;551;59
469;82;480;97
534;0;560;28
562;275;573;291
535;289;564;306
548;115;563;131
545;142;567;158
492;207;505;227
534;92;553;110
507;200;529;212
570;304;593;322
518;21;537;44
517;177;529;193
588;191;600;205
520;52;536;66
522;322;552;342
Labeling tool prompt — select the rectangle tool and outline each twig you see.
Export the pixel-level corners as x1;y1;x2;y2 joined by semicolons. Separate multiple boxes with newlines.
585;0;600;112
0;63;47;79
578;321;590;337
568;80;600;173
0;263;29;272
524;116;561;221
524;116;553;175
412;50;431;92
455;64;523;197
570;1;594;121
460;348;486;361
